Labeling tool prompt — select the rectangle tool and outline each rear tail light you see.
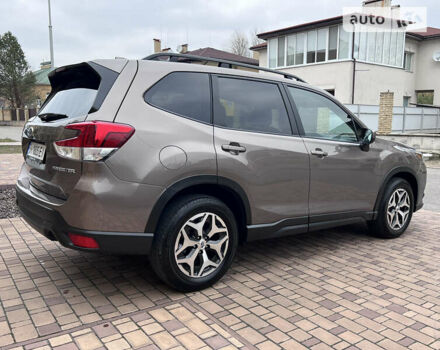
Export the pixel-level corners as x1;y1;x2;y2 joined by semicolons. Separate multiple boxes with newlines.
54;121;134;161
68;233;99;249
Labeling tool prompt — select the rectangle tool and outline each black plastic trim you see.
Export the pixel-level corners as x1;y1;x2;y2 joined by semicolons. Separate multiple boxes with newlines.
373;166;420;213
309;210;375;223
87;62;119;113
247;210;375;241
247;217;308;241
16;185;153;255
145;175;252;233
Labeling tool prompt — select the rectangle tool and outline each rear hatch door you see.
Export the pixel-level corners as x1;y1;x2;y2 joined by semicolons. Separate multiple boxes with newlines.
21;62;120;199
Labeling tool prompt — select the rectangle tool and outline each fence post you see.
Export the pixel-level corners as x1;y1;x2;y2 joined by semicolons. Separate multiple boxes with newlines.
402;107;406;133
437;108;440;133
420;108;424;133
378;92;394;135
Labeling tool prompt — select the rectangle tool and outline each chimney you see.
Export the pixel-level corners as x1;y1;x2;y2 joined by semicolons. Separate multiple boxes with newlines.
180;44;188;53
153;39;161;53
362;0;391;7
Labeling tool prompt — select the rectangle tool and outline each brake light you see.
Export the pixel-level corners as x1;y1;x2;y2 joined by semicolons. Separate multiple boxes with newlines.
54;121;134;161
68;233;99;249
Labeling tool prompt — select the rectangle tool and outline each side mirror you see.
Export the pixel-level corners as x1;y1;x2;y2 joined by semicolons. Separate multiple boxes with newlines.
360;129;375;151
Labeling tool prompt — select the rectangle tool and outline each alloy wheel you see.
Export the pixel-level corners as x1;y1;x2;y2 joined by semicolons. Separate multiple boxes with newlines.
386;188;411;231
174;212;229;278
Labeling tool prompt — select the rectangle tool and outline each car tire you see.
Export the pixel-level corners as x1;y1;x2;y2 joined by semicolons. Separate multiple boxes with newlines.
149;194;238;292
369;177;414;239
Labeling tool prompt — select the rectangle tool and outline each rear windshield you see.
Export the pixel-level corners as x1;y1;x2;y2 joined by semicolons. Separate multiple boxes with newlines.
39;88;97;118
39;62;117;119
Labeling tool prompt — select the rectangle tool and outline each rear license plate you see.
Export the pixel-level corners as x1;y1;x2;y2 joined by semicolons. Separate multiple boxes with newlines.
27;142;46;162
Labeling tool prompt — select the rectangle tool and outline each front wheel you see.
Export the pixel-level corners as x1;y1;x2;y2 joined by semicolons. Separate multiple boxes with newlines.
369;178;414;238
149;195;238;292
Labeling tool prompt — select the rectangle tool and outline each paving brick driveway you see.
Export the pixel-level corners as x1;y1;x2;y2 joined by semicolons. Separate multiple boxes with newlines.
0;211;438;350
0;154;439;349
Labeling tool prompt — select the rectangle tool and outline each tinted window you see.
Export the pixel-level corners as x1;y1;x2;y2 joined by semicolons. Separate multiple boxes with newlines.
39;63;104;119
288;87;358;142
40;88;97;118
214;77;291;135
145;72;210;123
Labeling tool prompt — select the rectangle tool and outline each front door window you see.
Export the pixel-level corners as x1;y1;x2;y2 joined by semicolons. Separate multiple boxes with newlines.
287;87;358;143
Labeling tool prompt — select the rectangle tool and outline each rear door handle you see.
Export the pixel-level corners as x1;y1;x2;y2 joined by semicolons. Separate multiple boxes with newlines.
311;148;328;158
222;142;246;155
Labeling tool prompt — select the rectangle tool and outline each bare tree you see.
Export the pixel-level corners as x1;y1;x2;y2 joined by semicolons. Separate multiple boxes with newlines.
229;31;250;57
249;28;264;47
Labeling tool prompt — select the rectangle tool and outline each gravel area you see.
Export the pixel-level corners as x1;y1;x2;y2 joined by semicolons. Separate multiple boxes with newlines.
0;187;20;218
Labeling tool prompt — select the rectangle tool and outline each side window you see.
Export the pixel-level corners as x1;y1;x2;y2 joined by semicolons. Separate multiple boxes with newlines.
144;72;210;123
288;87;358;142
214;77;292;135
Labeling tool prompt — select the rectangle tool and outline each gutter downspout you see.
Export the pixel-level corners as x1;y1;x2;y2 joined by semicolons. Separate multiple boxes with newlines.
351;30;356;104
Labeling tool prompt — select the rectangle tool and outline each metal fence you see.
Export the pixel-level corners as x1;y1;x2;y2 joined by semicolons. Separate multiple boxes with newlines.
0;107;39;122
345;104;440;134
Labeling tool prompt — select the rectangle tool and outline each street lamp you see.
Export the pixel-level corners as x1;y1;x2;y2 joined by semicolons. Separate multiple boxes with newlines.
48;0;54;68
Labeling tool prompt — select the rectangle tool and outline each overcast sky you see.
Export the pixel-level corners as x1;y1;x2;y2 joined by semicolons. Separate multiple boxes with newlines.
1;0;439;70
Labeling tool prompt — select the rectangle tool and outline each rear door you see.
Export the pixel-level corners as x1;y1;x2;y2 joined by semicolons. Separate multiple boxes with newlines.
286;86;380;222
212;75;310;237
21;61;131;199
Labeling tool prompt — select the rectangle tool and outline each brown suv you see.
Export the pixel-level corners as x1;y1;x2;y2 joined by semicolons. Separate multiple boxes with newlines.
16;53;426;291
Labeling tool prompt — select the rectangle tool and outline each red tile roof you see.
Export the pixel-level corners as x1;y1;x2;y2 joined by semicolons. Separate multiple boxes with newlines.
187;47;259;66
249;42;267;50
257;16;343;39
255;14;440;42
408;27;440;39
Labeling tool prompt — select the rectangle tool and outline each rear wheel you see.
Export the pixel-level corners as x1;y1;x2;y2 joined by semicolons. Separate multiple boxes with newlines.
369;178;414;238
149;195;238;292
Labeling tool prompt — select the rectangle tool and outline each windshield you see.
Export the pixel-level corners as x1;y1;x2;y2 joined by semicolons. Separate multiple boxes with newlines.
39;88;97;119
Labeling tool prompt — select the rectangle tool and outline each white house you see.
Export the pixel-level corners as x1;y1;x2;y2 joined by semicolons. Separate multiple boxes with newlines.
250;1;440;107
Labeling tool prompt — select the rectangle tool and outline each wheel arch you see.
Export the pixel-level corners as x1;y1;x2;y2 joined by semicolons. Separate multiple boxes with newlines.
145;175;251;242
374;167;419;213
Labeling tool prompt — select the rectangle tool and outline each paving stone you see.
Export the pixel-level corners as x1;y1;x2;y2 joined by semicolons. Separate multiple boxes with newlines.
0;185;437;350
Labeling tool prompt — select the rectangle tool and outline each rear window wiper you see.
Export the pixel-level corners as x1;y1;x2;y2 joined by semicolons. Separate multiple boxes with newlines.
38;113;69;122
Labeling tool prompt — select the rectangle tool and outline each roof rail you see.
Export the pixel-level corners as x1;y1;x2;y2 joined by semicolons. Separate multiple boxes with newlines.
143;52;307;83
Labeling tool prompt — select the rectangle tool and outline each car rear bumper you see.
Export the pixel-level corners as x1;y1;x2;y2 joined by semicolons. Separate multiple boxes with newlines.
16;185;154;255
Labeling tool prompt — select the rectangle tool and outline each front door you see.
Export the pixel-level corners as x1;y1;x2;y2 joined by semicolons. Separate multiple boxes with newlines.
212;76;310;239
286;86;381;224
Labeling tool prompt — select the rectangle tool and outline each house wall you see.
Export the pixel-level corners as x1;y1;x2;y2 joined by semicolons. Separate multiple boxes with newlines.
33;85;51;105
280;61;355;104
256;37;422;106
354;61;415;106
414;38;440;105
258;50;267;70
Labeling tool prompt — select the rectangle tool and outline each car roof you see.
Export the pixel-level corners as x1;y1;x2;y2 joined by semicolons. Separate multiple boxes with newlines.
90;58;330;97
137;59;312;88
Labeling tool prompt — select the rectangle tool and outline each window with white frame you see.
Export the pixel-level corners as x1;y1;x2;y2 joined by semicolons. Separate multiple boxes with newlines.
404;51;413;71
266;25;405;69
353;30;405;67
295;33;306;65
328;26;338;60
267;25;351;68
268;38;277;68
